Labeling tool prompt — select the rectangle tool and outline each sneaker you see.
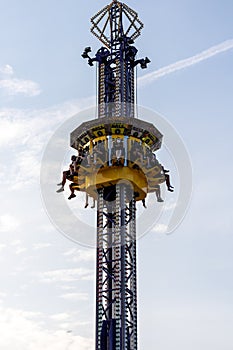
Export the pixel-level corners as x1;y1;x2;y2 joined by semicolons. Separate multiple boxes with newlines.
68;194;76;200
56;187;64;193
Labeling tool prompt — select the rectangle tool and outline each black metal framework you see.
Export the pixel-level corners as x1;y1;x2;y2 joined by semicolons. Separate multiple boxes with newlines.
82;1;150;120
96;184;137;349
90;1;143;49
81;2;151;349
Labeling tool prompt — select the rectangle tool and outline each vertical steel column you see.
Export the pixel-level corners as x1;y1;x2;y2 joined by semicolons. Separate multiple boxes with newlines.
110;2;122;118
96;190;104;349
118;184;138;349
98;63;105;118
129;198;138;349
129;62;135;118
96;184;137;350
119;184;127;349
114;185;122;350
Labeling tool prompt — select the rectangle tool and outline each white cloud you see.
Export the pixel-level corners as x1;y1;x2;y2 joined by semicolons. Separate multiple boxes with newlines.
39;267;94;283
0;78;41;96
0;244;6;252
141;302;233;350
0;97;94;189
12;149;41;189
0;108;60;188
60;292;89;301
11;239;22;246
0;110;33;147
152;223;168;233
32;243;52;250
58;320;91;330
0;96;95;145
8;240;27;255
60;285;76;291
50;312;91;330
163;201;177;211
0;64;14;76
0;64;41;96
139;39;233;87
0;292;7;303
63;248;79;256
63;248;95;263
0;214;20;233
0;306;93;350
50;313;71;322
15;246;27;255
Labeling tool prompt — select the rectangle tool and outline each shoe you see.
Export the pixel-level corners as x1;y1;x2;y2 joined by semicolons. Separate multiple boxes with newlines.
84;203;88;208
142;200;147;208
56;187;64;193
157;198;164;202
168;188;174;192
57;182;62;186
68;194;76;200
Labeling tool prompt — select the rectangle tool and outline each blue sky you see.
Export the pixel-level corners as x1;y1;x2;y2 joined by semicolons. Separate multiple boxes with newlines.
0;0;233;349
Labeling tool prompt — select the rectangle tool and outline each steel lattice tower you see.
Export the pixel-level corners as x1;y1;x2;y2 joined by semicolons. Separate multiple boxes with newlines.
69;1;167;349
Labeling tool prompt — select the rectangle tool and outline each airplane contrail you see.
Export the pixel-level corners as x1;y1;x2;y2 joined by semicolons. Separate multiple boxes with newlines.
138;39;233;87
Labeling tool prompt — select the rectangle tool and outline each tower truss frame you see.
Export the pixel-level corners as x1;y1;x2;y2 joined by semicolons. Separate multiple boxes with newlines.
70;2;167;349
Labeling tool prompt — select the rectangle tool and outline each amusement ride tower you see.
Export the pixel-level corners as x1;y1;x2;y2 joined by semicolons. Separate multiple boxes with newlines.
68;1;171;349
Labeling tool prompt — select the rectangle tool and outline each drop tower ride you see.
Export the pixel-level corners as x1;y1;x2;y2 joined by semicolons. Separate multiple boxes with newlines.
69;1;168;349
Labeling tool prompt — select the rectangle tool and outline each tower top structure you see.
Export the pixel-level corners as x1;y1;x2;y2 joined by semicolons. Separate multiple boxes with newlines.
82;0;150;119
90;1;144;48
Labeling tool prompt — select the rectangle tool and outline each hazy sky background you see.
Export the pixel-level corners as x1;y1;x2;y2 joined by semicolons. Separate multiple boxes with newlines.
0;0;233;349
